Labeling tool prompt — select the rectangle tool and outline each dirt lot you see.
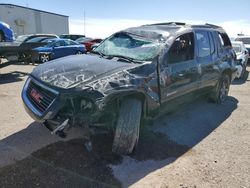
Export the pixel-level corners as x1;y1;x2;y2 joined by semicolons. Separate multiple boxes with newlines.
0;62;249;188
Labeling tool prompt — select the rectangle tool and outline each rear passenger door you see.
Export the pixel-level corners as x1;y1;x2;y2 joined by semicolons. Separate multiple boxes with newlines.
160;32;200;103
64;40;78;55
195;30;220;89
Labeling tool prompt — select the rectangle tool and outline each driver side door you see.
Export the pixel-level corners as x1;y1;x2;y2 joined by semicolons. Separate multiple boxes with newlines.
160;32;200;103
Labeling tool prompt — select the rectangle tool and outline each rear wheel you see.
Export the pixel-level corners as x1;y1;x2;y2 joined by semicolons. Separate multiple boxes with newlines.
76;51;83;55
40;54;50;63
112;98;142;155
0;31;4;42
210;74;230;104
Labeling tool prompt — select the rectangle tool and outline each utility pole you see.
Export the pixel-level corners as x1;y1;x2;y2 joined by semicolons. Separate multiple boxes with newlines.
84;9;86;36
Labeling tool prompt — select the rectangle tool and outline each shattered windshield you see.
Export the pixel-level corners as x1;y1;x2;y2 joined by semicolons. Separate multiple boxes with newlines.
94;32;164;61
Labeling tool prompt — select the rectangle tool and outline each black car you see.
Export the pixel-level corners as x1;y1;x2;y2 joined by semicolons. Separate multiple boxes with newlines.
59;34;86;41
22;22;236;154
0;34;58;62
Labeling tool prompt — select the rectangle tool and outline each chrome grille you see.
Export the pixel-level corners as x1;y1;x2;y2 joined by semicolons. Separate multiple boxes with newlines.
26;79;57;114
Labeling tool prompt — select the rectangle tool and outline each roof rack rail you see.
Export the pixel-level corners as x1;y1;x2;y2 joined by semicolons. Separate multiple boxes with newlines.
191;23;222;29
205;23;221;29
149;22;186;26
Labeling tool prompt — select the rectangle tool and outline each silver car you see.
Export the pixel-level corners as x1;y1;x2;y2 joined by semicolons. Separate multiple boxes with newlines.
232;41;249;79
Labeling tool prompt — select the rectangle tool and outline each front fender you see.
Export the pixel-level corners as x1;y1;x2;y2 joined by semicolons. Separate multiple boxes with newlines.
95;86;160;116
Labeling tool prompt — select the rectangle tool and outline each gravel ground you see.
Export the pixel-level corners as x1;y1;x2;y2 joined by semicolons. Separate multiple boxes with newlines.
0;62;249;188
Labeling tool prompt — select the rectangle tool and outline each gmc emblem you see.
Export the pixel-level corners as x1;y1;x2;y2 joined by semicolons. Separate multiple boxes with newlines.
30;88;43;103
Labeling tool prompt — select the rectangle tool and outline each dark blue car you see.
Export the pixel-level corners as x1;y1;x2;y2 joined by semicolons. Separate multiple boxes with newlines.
31;39;86;63
0;21;15;42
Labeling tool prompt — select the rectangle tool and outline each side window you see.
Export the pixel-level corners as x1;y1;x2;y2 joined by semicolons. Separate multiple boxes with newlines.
167;33;194;64
64;40;70;46
208;32;215;54
218;32;231;47
195;31;211;57
213;32;223;53
54;41;65;47
65;40;77;46
25;37;47;43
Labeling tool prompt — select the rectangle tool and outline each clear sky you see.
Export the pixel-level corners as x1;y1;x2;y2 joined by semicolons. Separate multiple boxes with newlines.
2;0;250;38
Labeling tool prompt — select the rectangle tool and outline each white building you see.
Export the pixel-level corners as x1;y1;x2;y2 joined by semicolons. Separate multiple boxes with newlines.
0;3;69;36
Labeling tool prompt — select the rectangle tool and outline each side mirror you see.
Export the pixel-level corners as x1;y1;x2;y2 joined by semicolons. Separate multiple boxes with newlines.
244;50;248;55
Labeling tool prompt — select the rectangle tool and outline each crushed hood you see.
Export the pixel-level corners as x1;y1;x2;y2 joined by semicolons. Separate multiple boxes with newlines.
31;54;139;89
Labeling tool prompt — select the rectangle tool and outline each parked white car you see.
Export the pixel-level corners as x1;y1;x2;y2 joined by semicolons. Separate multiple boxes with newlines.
235;36;250;60
232;41;249;79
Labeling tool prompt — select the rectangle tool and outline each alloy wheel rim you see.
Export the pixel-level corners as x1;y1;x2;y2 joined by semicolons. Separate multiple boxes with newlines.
41;54;49;62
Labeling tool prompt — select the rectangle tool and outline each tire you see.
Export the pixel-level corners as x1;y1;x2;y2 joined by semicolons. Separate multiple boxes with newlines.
0;31;4;42
18;53;27;63
210;74;230;104
112;98;142;155
40;54;50;63
76;51;83;55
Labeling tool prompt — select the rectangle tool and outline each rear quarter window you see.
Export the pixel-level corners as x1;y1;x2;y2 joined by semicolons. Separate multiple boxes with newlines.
195;31;211;57
218;32;231;47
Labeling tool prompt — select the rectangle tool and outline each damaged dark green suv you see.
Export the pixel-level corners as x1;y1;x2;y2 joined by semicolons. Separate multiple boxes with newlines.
22;22;236;154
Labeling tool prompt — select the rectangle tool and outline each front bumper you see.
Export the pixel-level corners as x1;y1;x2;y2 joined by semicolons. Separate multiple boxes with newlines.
22;76;106;126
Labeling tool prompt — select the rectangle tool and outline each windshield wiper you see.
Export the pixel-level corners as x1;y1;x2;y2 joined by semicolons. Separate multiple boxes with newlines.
91;50;105;57
107;54;142;64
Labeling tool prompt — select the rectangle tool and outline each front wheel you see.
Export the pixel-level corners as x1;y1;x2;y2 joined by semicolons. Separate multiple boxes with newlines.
210;74;230;104
112;98;142;155
40;54;50;63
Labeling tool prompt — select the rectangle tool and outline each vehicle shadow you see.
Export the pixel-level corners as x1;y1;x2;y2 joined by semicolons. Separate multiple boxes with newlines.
0;60;16;69
0;96;238;187
232;70;249;85
0;71;29;84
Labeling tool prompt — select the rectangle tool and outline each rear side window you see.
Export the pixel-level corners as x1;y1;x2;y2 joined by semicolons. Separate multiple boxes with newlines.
54;40;65;47
65;40;77;46
208;32;215;54
218;32;231;47
167;33;194;64
195;31;211;57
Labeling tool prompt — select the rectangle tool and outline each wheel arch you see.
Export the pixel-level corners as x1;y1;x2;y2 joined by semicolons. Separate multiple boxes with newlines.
103;90;147;118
